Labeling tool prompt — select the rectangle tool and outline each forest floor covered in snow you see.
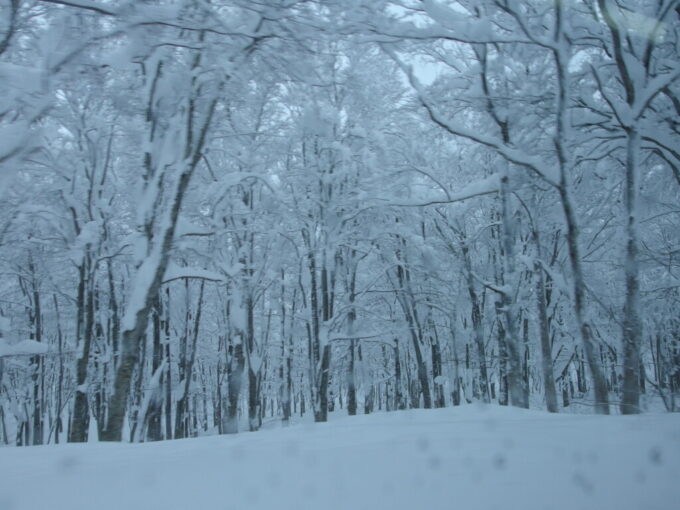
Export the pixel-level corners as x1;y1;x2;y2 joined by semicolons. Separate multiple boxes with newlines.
1;406;679;510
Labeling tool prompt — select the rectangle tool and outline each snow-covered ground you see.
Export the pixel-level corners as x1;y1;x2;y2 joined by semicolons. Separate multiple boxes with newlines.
1;406;678;510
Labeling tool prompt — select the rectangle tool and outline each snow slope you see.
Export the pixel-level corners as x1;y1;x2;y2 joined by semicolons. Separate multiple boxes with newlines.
1;406;678;510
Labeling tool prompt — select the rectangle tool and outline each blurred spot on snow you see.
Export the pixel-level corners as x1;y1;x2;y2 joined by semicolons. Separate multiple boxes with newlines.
493;454;506;470
416;436;429;452
572;472;594;494
57;455;79;474
427;455;442;469
649;446;662;465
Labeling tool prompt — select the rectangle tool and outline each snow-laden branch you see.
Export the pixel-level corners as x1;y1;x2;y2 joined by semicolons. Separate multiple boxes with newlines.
37;0;119;16
382;45;560;188
470;271;511;297
162;263;226;285
0;339;49;358
388;173;501;207
633;66;680;121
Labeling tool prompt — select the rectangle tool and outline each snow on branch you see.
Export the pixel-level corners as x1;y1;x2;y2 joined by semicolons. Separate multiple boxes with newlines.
162;263;227;285
382;45;560;188
37;0;119;16
0;339;50;358
634;66;680;121
389;173;501;207
470;271;511;296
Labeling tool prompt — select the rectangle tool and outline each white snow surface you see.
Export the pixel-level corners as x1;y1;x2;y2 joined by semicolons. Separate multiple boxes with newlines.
0;339;49;358
1;406;678;510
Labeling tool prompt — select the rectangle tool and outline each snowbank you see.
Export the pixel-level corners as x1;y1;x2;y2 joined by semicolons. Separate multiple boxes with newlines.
0;406;678;510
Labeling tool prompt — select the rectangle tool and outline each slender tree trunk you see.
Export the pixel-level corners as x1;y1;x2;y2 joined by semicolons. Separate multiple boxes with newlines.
316;344;331;422
225;339;244;434
28;267;44;445
497;317;509;406
558;184;610;414
621;128;642;414
461;244;491;403
279;279;292;424
145;294;164;441
129;329;148;442
245;294;262;432
175;281;205;439
163;288;173;440
52;294;65;443
394;339;405;410
430;328;445;408
70;259;94;442
393;248;432;409
347;339;357;416
537;264;558;413
498;176;529;409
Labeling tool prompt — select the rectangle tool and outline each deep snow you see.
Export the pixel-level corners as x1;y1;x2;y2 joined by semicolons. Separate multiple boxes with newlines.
1;406;678;510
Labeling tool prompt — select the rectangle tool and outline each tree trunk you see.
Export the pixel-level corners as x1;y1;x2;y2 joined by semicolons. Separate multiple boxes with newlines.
224;334;245;434
461;244;491;403
347;339;357;415
536;265;558;413
70;266;95;442
620;127;642;414
551;18;610;414
145;294;163;441
175;281;205;439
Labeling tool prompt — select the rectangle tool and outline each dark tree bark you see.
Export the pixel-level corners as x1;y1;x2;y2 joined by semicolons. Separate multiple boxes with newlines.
70;257;94;443
145;294;164;442
175;281;205;439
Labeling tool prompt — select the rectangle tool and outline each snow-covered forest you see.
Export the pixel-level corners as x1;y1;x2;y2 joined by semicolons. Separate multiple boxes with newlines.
0;0;679;450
